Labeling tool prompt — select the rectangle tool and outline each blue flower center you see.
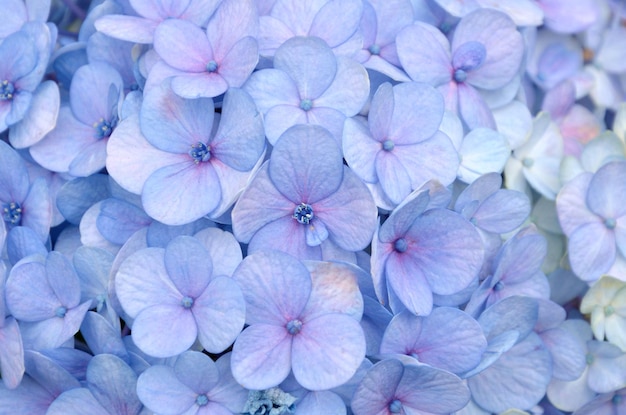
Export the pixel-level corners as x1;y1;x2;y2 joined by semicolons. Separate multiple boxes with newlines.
2;202;22;225
206;60;218;73
605;305;615;316
55;306;67;318
93;117;117;139
382;139;395;151
189;142;211;164
286;319;303;335
368;44;381;55
389;399;403;413
394;238;408;253
0;80;15;100
493;281;504;291
293;203;314;225
605;218;616;229
196;395;209;406
522;158;534;168
613;394;622;405
300;99;313;111
181;296;194;309
454;69;467;83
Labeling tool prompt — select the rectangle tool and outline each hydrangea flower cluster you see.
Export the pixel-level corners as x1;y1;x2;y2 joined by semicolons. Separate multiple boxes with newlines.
2;0;626;414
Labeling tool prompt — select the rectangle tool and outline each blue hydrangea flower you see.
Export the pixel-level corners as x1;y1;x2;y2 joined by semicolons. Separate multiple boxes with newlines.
396;9;523;129
232;124;377;261
343;81;458;207
231;250;366;391
244;36;369;144
350;358;470;415
115;235;245;358
107;83;265;225
137;351;247;415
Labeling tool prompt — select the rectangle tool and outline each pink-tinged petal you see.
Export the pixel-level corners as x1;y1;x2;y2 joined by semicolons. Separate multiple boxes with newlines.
153;19;211;72
106;114;186;194
394;132;459;189
164;236;212;297
269;124;343;203
217;37;259;87
193;228;242;277
94;15;159;44
68;138;108;177
385;252;433;316
292;313;366;390
263;104;308;144
555;172;596;235
231;324;293;389
375;150;412;205
540;327;586;381
494;231;546;285
132;304;198;358
115;248;180;317
309;0;362;48
20;178;52;243
130;0;191;20
539;0;598;33
405;209;483;295
136;365;196;414
453;9;523;90
350;359;403;414
70;63;123;127
314;167;378;251
142;162;221;226
301;261;364;321
542;80;575;119
171;72;229;99
140;80;214;153
231;163;294;243
233;250;311;326
248;216;323;260
243;69;300;112
0;317;24;389
388;82;445;145
315;56;369;116
258;15;295;56
458;83;496;129
368;82;394;141
0;141;29;202
209;354;249;412
568;222;616;282
9;80;59;149
29;107;93;174
6;258;59;321
194;276;245;353
587;161;626;220
396;22;452;85
305;106;348;143
473;190;530;234
270;0;324;34
378;188;431;243
207;0;258;58
45;252;80;307
343;116;380;183
274;36;337;100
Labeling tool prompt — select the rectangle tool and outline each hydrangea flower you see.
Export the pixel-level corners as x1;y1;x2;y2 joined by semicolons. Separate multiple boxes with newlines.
396;9;523;129
114;235;246;358
342;81;458;207
580;276;626;351
232;124;377;261
556;161;626;282
244;36;369;144
231;250;366;390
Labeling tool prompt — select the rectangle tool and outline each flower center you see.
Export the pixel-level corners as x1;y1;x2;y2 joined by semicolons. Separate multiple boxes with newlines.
189;142;211;164
206;60;218;73
196;395;209;406
181;296;194;309
368;44;381;55
389;399;403;413
394;238;408;253
605;218;616;230
605;305;615;316
522;158;534;168
613;394;623;405
454;69;467;83
382;139;395;151
2;202;22;225
299;99;313;111
286;319;303;335
293;203;314;225
93;117;117;139
55;306;67;318
493;281;504;291
0;80;15;100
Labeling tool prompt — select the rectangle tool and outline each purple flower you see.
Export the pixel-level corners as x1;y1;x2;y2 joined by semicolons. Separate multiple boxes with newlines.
231;250;366;390
232;124;377;261
244;36;369;144
115;235;245;358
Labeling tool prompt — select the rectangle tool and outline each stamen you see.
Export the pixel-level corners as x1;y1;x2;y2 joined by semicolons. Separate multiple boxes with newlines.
189;142;211;164
368;44;381;55
389;399;403;413
300;99;313;111
206;60;218;73
382;139;395;151
55;306;67;318
93;117;117;139
605;218;616;230
0;80;15;101
522;158;534;168
454;69;467;83
286;319;303;335
182;296;194;309
293;203;314;224
394;238;408;253
2;202;22;225
196;395;209;406
493;281;504;291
